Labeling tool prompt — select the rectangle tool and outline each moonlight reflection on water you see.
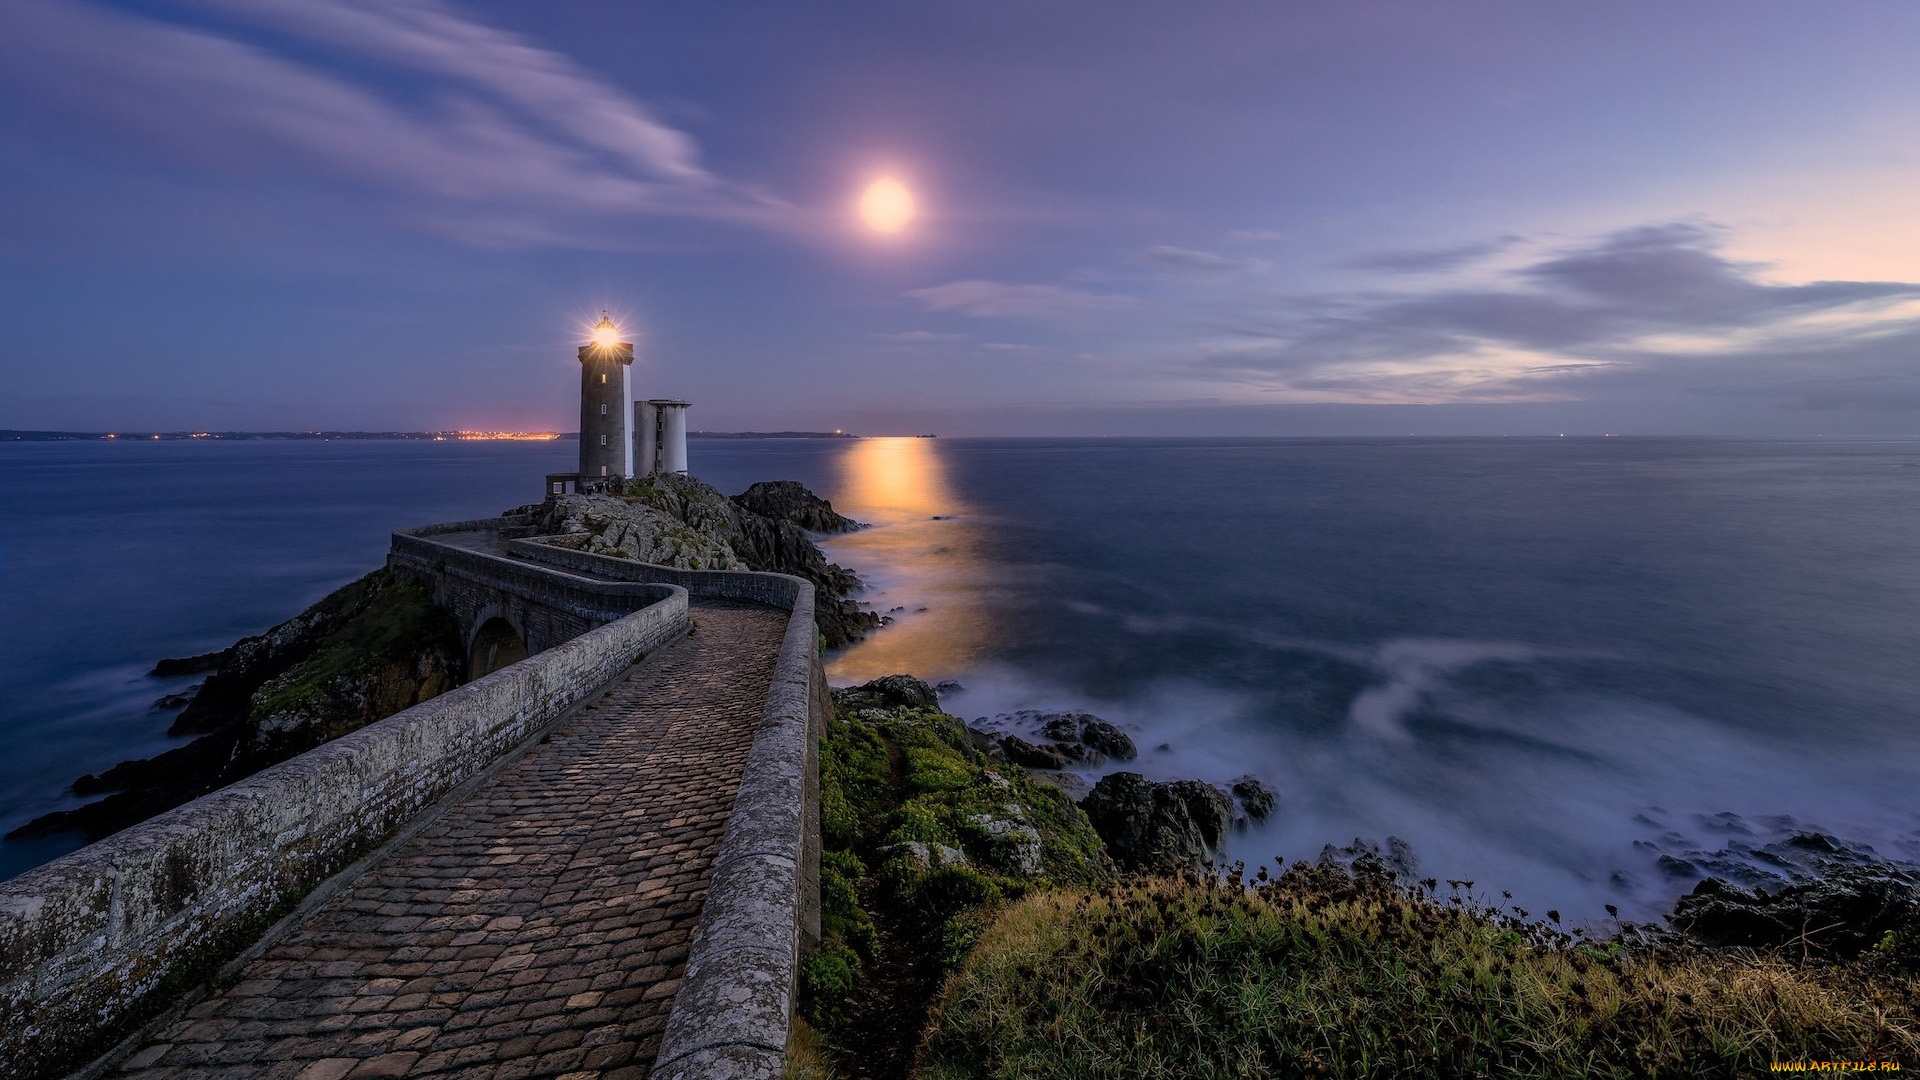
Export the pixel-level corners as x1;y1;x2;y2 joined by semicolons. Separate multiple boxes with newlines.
822;437;995;685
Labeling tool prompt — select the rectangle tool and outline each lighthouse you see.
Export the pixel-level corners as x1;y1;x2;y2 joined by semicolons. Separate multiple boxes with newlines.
578;313;633;483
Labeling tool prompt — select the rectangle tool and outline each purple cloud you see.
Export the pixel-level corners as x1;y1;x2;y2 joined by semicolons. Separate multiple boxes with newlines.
1140;244;1262;277
906;280;1134;319
1200;223;1920;405
0;0;787;246
1343;235;1520;273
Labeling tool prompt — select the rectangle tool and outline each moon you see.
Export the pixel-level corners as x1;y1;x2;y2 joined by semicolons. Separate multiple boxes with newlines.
858;177;916;234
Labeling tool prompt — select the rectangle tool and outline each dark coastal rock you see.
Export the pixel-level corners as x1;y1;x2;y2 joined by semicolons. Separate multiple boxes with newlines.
964;724;1000;760
730;480;863;534
1030;771;1090;803
152;685;200;711
934;679;964;695
1669;868;1920;956
836;674;940;713
960;723;1075;769
12;570;462;844
997;735;1070;770
149;650;226;678
997;709;1137;762
1231;775;1276;821
1041;713;1137;761
1318;836;1422;886
1078;772;1231;874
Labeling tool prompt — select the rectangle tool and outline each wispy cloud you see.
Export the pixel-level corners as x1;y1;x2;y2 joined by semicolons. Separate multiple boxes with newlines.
1140;244;1263;278
1199;223;1920;406
1228;228;1286;245
905;280;1134;320
0;0;787;246
871;330;968;342
1342;235;1521;273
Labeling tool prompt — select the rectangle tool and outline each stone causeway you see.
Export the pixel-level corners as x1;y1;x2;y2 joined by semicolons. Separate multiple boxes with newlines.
0;523;824;1080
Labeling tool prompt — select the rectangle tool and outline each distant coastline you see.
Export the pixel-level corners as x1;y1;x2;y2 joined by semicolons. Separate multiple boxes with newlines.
690;430;860;439
0;429;566;442
3;429;865;441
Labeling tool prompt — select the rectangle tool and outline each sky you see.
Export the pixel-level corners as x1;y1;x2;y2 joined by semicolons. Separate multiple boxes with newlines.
2;1;1919;435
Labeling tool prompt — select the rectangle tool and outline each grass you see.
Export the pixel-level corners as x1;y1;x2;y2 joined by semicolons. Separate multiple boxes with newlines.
804;690;1112;1054
919;862;1920;1079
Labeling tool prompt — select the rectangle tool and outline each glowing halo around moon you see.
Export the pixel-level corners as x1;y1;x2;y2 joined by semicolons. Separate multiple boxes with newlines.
858;176;916;234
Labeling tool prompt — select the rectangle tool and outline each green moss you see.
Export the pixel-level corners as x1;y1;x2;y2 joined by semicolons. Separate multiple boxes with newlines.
800;945;861;1030
802;689;1112;1048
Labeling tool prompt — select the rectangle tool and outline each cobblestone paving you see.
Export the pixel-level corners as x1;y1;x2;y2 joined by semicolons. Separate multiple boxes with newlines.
117;604;788;1080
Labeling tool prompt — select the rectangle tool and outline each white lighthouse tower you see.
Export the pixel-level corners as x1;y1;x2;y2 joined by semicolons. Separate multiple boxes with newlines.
635;400;691;475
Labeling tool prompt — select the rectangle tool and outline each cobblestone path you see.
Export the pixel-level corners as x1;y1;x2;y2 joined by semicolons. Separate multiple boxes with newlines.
116;603;789;1080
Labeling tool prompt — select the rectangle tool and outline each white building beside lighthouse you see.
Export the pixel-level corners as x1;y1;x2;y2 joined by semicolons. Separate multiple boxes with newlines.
636;399;691;475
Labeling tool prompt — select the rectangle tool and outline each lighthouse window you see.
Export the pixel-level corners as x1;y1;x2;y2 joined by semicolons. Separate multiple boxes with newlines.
600;374;607;384
599;434;607;446
600;403;607;416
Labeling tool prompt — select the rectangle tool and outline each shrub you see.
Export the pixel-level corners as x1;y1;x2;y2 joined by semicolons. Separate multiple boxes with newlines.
921;865;1920;1079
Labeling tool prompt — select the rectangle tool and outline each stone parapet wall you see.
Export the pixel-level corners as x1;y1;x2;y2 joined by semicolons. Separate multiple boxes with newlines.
0;583;689;1080
652;578;826;1080
391;525;683;654
508;536;808;610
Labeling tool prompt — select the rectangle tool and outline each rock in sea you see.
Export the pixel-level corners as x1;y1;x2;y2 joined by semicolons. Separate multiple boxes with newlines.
836;673;939;712
1231;775;1276;822
1078;772;1231;875
1669;867;1919;956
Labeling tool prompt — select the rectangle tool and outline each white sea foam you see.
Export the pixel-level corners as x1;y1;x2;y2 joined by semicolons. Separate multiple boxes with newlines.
806;436;1920;928
929;640;1920;927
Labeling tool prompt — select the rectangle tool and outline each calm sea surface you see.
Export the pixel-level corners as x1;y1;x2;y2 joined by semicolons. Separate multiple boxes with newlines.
3;436;1918;922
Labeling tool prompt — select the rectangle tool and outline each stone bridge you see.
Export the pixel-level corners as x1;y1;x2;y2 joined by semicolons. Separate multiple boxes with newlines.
0;520;825;1080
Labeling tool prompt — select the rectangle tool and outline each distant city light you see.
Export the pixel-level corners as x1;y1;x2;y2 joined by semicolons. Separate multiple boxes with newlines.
454;431;560;441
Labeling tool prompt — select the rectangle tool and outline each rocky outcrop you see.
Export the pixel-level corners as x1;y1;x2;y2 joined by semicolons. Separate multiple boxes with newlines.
977;709;1137;768
1077;772;1232;874
992;734;1071;770
1317;836;1422;887
731;480;862;534
966;808;1045;875
1669;867;1920;956
836;673;940;712
531;493;744;569
1037;712;1136;761
536;473;880;647
12;570;463;844
1232;776;1276;822
148;650;225;677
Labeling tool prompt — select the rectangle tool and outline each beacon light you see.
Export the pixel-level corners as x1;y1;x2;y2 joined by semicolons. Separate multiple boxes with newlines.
590;312;621;348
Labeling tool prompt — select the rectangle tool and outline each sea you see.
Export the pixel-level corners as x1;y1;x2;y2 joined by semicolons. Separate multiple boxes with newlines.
3;435;1918;925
